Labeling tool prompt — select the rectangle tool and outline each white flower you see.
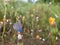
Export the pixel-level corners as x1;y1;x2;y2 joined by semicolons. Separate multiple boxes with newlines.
36;17;39;21
9;22;12;25
31;33;33;35
7;19;9;22
49;2;52;5
4;15;6;18
55;14;58;18
18;34;23;40
42;38;45;41
36;17;39;19
0;22;3;24
11;6;14;9
38;29;42;32
56;37;58;40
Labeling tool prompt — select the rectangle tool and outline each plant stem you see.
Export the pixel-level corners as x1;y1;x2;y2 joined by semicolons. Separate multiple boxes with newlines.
2;1;7;45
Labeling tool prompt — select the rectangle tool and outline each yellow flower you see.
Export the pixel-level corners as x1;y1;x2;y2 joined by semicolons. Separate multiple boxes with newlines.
49;17;55;25
31;14;34;17
22;16;25;20
36;35;40;39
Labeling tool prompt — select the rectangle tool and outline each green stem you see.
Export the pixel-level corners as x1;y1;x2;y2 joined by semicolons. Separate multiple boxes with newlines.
2;2;7;45
52;36;56;45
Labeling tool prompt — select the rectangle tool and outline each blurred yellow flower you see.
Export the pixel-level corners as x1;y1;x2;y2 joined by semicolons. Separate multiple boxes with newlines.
22;16;25;20
49;17;55;25
31;14;34;17
36;35;40;39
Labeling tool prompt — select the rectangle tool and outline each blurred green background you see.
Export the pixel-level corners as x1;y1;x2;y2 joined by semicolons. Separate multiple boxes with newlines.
0;0;60;45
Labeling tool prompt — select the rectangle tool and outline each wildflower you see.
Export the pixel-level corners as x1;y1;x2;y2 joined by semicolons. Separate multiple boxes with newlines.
36;17;39;21
11;6;14;9
48;2;52;7
18;34;23;40
13;21;22;32
55;14;58;18
22;16;25;20
42;38;45;41
3;15;6;21
0;21;3;24
36;35;40;40
56;37;58;40
49;2;52;5
4;15;6;18
31;14;34;17
6;19;9;22
9;22;12;25
38;29;42;32
13;21;23;40
49;17;55;26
